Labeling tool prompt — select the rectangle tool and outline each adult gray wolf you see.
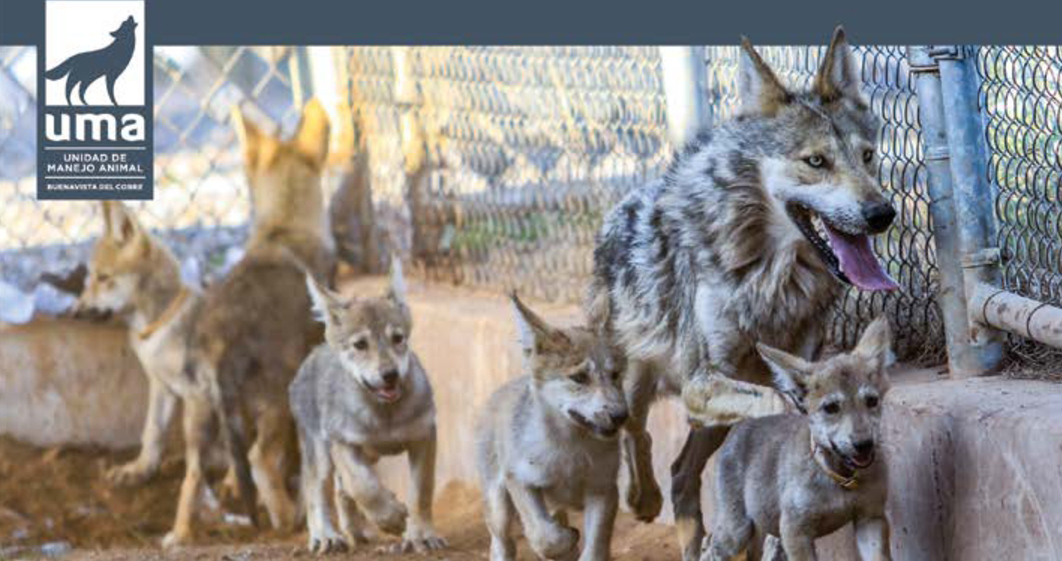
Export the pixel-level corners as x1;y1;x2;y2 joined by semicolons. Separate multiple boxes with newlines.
290;260;446;555
476;294;629;561
587;28;897;561
702;317;893;561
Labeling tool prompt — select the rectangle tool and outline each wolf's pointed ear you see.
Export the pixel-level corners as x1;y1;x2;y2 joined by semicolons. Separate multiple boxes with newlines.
232;104;264;169
305;273;344;327
102;201;142;245
293;98;331;167
510;292;568;359
738;37;790;116
854;316;893;369
387;256;411;322
757;342;813;412
813;26;863;102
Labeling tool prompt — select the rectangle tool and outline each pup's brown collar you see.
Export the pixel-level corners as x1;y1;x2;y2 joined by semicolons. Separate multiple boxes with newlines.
138;287;191;341
810;434;859;491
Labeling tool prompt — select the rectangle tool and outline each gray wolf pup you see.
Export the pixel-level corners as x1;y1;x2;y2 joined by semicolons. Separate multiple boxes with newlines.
476;295;629;561
156;99;336;547
702;316;893;561
587;28;897;560
45;15;137;105
75;201;202;488
290;260;446;555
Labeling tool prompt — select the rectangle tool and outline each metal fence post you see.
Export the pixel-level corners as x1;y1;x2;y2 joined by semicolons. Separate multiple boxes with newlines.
660;46;709;146
922;46;1005;375
907;46;981;377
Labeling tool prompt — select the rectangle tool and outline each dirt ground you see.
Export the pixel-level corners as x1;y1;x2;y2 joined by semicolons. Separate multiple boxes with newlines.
0;437;678;560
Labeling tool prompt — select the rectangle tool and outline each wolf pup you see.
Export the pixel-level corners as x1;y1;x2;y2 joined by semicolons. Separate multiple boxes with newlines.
290;260;446;555
158;99;336;547
587;27;897;560
702;317;893;561
75;201;201;487
45;15;137;105
476;295;628;561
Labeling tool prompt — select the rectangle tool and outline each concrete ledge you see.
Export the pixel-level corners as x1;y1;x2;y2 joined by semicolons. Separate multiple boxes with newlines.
3;278;1062;559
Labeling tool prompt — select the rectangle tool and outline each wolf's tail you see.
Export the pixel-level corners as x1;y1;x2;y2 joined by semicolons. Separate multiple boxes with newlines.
44;58;72;80
206;369;259;527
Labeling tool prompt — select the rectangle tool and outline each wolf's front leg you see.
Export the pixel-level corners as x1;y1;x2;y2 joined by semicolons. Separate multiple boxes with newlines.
779;514;818;561
162;397;211;548
331;442;408;536
108;375;177;486
681;372;788;427
855;517;891;561
621;359;663;522
391;430;447;553
507;482;579;560
301;435;347;554
579;485;618;561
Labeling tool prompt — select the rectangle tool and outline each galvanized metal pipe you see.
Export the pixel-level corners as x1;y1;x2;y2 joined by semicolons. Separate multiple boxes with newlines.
934;47;1005;374
659;46;709;147
907;46;981;377
970;283;1062;349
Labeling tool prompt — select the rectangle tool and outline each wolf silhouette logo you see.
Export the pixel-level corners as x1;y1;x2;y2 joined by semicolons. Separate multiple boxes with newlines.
45;15;137;106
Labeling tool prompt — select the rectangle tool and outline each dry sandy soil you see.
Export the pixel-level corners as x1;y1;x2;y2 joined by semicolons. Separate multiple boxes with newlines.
0;437;678;560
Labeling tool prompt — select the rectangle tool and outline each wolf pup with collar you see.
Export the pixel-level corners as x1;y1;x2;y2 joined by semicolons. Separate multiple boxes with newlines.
75;201;202;487
476;295;629;561
587;27;898;560
701;317;893;561
290;260;446;555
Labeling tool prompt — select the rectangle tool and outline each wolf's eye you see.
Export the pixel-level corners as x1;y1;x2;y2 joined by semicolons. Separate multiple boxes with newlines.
821;402;841;415
862;148;875;164
804;155;827;169
569;371;590;385
352;338;369;351
391;333;406;346
96;273;111;283
865;395;880;409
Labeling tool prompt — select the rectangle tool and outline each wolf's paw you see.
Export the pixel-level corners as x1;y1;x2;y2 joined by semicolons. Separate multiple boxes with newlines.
386;525;448;554
369;500;408;536
161;529;192;549
106;460;155;487
532;525;579;560
624;475;663;522
308;529;349;555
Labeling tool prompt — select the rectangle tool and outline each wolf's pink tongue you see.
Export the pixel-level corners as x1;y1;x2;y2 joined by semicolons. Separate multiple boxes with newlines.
823;226;899;291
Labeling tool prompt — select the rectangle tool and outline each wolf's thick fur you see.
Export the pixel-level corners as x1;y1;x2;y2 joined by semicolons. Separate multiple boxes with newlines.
149;99;336;547
45;15;137;106
476;295;629;561
587;28;896;560
76;202;203;487
290;261;446;555
703;317;893;561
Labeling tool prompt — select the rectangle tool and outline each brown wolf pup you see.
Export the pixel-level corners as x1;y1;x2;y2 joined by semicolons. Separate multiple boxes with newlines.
702;317;893;561
160;98;336;547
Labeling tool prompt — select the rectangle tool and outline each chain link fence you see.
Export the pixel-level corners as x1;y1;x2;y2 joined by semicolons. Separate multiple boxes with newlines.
975;46;1062;369
0;45;304;291
4;44;1062;367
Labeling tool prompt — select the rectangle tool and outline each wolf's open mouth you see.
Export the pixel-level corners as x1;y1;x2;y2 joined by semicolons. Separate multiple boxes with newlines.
360;380;402;403
787;203;899;291
832;441;876;470
567;410;620;439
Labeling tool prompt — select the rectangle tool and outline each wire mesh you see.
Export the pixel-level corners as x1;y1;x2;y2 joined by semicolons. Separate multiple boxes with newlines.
0;46;304;290
975;46;1062;369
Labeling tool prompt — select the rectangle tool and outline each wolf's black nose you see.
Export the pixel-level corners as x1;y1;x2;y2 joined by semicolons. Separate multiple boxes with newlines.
610;411;629;428
381;369;399;386
853;440;875;456
862;202;896;234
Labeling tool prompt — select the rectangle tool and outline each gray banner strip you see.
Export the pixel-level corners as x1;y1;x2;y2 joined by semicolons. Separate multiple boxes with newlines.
3;0;1060;46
